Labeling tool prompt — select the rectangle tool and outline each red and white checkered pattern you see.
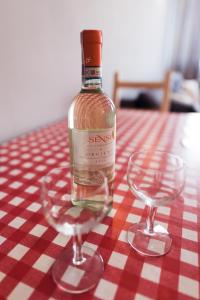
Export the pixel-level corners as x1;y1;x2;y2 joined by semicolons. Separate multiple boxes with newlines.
0;110;199;300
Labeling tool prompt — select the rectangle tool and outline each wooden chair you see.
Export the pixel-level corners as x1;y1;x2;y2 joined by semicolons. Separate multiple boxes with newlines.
113;71;171;112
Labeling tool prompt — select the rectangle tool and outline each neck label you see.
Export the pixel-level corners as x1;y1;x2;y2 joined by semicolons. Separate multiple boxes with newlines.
82;66;102;87
82;66;102;79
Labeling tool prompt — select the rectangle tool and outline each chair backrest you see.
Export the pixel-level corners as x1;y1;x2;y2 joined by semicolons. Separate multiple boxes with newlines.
113;71;171;112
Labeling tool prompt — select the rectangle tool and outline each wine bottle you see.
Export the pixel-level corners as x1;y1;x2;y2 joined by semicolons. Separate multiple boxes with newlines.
68;30;116;210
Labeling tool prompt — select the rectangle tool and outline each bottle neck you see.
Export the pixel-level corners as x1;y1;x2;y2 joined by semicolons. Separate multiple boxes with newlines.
81;41;102;91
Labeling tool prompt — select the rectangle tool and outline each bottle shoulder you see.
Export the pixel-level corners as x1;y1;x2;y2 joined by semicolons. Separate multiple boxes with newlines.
76;89;112;99
71;91;116;113
68;91;116;129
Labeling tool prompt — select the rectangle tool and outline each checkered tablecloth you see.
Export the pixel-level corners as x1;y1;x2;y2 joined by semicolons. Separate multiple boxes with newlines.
0;110;199;300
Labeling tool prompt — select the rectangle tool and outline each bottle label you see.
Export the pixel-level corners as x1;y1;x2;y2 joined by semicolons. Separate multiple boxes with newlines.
71;128;115;169
82;66;102;79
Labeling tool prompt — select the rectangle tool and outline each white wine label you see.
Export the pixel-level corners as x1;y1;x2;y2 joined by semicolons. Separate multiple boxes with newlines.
72;129;115;168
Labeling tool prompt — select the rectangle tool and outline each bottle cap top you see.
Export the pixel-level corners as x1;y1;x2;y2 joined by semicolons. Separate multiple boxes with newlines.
81;30;102;44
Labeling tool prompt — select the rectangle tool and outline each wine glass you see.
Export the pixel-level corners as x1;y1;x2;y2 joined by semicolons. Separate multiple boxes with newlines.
127;149;185;257
41;165;110;293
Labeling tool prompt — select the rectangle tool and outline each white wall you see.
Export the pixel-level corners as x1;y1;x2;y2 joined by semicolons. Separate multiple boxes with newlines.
0;0;170;142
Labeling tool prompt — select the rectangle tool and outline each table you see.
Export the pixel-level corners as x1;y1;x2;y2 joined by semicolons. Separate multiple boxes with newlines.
0;109;199;300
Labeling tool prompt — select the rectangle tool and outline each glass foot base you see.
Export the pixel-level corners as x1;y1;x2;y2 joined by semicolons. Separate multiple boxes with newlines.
52;246;104;294
127;222;172;257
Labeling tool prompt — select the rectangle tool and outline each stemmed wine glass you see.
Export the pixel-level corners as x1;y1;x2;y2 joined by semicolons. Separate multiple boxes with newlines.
127;149;185;257
41;165;110;293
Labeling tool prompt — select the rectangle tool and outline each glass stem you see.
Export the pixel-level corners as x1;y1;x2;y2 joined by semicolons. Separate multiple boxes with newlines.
72;233;86;265
146;206;157;235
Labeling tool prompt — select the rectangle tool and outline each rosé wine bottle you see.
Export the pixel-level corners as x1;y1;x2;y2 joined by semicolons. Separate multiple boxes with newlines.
68;30;116;210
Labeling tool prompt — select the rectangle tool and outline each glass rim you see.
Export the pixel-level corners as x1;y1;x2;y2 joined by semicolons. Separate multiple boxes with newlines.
42;165;109;189
128;149;185;171
42;164;71;180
